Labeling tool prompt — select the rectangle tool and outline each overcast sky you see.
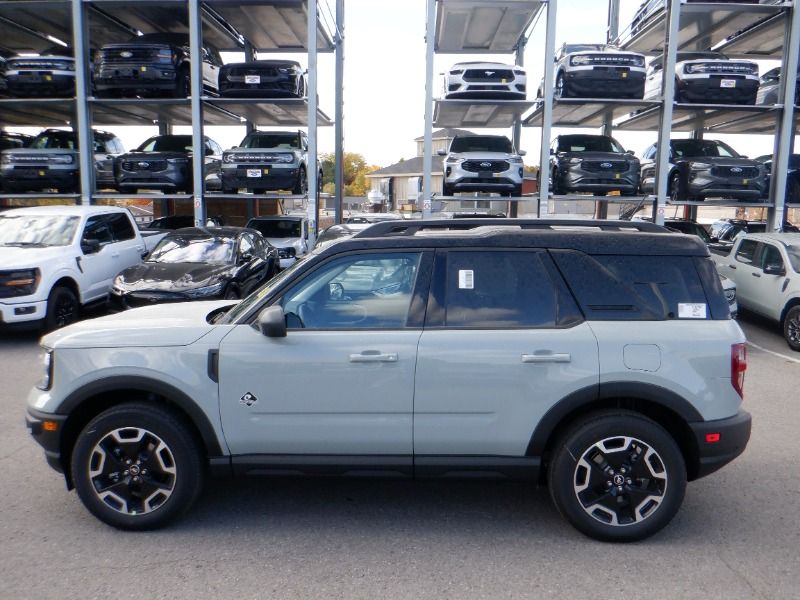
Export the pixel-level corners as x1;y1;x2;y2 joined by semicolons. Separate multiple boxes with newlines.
13;0;784;167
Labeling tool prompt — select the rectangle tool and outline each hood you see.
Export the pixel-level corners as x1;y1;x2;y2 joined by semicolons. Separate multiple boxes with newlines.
678;156;761;167
558;151;637;161
451;151;520;160
42;300;232;349
0;245;74;267
117;261;233;292
264;237;302;249
120;151;190;160
450;61;515;70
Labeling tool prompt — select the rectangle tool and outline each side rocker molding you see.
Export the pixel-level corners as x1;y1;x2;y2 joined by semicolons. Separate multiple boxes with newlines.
525;381;703;458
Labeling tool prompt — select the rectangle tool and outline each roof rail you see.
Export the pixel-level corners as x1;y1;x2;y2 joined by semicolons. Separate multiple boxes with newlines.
353;219;670;239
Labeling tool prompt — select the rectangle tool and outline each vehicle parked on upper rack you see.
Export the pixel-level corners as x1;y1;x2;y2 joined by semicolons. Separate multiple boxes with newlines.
639;139;767;202
114;134;222;194
754;154;800;204
443;61;527;100
26;219;751;542
0;205;145;330
110;227;278;309
3;45;86;97
245;215;312;269
94;33;222;98
539;43;645;100
0;132;32;151
644;52;759;105
220;130;319;195
629;1;767;39
345;213;403;224
0;54;10;97
438;134;525;197
218;60;306;98
756;67;800;106
0;128;123;193
711;232;800;350
544;134;640;196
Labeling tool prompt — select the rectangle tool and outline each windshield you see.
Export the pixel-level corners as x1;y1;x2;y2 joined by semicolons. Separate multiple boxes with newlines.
29;132;76;150
219;258;306;324
678;52;725;62
557;135;624;153
247;219;302;238
565;44;606;54
241;133;300;150
450;136;513;153
0;215;79;247
138;136;193;152
148;235;234;265
672;140;739;159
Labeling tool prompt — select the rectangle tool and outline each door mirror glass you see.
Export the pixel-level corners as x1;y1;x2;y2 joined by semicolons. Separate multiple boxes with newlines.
257;305;287;337
626;149;635;155
328;281;344;301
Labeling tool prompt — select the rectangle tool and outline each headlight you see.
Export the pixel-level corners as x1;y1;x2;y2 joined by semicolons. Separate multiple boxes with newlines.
685;63;710;74
50;155;74;165
632;56;645;67
690;162;712;171
167;157;189;163
274;154;295;164
65;63;75;71
277;67;293;74
183;281;226;298
0;268;40;296
509;156;524;164
568;158;583;165
446;155;461;164
570;55;592;66
449;69;464;76
223;154;236;164
37;350;53;391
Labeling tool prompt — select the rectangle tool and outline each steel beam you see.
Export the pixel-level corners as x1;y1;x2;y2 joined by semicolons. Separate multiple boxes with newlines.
189;0;205;226
596;0;621;220
422;0;436;219
537;0;558;218
653;0;681;226
510;40;524;218
308;0;319;242
72;0;93;206
334;0;345;223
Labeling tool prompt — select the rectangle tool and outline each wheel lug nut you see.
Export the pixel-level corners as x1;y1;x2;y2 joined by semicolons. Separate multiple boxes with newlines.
617;486;624;492
123;470;129;475
620;467;626;474
133;476;140;482
125;459;132;465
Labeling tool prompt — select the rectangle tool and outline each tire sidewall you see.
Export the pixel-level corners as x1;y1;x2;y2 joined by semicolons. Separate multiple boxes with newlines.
45;286;79;331
784;306;800;351
549;413;686;543
71;404;203;530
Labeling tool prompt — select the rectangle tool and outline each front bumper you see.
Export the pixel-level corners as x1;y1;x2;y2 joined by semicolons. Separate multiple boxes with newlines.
687;173;766;200
220;166;299;192
563;69;645;98
117;165;190;191
677;77;759;104
6;71;75;96
0;299;47;324
445;162;523;193
1;167;78;192
688;409;751;480
26;407;68;475
95;64;178;94
560;165;640;193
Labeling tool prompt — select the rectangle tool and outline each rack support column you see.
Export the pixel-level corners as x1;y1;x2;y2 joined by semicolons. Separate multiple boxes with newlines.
189;0;205;226
72;0;94;206
308;0;319;241
334;0;345;223
422;0;436;219
537;0;558;218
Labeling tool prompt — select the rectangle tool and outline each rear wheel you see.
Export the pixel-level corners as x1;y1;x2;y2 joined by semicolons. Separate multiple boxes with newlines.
44;286;79;331
442;183;453;197
548;411;686;542
784;305;800;351
292;166;308;195
71;403;203;530
555;73;568;98
511;184;523;198
224;286;240;300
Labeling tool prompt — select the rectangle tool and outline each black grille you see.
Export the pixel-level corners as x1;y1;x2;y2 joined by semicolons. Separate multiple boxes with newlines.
225;66;281;77
690;63;755;75
711;166;759;178
8;60;72;70
121;160;168;171
101;48;158;64
461;160;510;173
463;69;515;82
576;54;640;66
581;160;630;173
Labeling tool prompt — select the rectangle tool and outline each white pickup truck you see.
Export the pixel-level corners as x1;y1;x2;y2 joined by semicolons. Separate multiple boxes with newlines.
0;205;145;330
711;232;800;350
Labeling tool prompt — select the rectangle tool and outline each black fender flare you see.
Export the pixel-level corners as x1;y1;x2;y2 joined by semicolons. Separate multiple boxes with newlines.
526;381;703;458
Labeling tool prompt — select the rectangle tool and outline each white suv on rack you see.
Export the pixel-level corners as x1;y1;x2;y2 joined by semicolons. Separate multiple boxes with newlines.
443;61;527;99
438;134;526;197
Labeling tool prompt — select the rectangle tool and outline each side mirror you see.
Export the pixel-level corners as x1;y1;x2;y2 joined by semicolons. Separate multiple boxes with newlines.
81;239;101;254
626;149;635;155
437;149;447;156
257;306;287;337
205;147;214;156
549;148;555;155
239;252;253;264
764;263;785;276
710;236;719;243
518;150;527;156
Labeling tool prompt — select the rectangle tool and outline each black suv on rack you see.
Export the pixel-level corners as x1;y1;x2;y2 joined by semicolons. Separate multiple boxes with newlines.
115;134;222;194
218;60;306;98
639;139;767;202
94;33;222;98
545;134;640;196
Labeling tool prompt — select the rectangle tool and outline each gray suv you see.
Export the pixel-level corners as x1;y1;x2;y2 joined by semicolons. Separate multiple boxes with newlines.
26;219;750;542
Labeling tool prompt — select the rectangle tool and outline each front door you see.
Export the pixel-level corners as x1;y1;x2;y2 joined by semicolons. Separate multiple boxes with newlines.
218;251;429;457
750;242;789;320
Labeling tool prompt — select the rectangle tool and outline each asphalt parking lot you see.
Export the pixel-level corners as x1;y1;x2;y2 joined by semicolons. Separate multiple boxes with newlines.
1;312;798;600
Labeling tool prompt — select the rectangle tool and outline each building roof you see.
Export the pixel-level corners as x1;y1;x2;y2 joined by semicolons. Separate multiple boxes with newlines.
367;156;444;178
414;128;475;142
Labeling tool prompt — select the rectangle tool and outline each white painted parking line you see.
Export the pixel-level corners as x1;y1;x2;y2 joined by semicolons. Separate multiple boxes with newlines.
747;341;800;365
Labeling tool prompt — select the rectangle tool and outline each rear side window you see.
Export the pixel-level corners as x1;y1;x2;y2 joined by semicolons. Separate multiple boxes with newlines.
552;251;716;321
441;251;580;328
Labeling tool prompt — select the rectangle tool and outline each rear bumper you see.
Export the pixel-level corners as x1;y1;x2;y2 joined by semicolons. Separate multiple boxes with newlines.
689;409;751;480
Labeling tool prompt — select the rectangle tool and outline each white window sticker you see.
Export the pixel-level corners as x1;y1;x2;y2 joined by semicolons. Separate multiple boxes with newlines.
458;269;474;290
678;303;707;319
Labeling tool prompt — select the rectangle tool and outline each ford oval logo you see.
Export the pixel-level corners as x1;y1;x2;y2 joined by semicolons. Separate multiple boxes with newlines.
137;161;150;168
120;51;133;58
480;161;492;168
730;167;743;173
600;162;613;168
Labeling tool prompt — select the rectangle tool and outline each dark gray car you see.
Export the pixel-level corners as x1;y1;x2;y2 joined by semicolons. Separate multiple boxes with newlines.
545;134;640;196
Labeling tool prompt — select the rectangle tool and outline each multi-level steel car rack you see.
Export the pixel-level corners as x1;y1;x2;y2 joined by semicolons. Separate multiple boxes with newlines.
422;0;800;229
0;0;345;235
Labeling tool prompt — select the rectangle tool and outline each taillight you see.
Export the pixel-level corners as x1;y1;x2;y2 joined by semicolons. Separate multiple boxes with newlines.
731;343;747;398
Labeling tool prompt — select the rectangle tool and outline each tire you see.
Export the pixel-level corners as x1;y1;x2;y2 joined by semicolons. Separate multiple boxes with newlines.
174;68;190;98
593;191;608;197
555;73;568;98
511;184;523;198
786;177;800;204
44;286;79;331
548;411;686;542
292;166;308;196
71;402;203;531
551;168;563;195
783;305;800;351
669;171;684;202
222;185;238;195
224;286;240;300
442;183;453;197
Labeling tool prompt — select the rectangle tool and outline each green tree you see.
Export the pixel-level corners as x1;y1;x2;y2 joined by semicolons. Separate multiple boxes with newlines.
319;152;375;196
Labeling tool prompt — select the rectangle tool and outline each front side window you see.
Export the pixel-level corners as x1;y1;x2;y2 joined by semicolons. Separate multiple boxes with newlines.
106;213;135;241
280;253;421;330
149;235;234;265
759;244;784;270
735;240;758;265
82;216;113;246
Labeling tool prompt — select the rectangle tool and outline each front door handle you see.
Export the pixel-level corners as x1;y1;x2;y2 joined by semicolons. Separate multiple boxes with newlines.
522;353;571;364
752;272;761;278
729;264;737;269
349;351;398;363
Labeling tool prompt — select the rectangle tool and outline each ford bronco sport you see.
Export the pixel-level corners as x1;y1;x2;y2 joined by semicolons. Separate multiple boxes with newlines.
26;219;751;542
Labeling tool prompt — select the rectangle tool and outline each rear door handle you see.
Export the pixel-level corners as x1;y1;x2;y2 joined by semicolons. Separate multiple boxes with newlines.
752;272;761;278
729;264;736;269
349;351;398;363
522;353;571;364
111;253;120;258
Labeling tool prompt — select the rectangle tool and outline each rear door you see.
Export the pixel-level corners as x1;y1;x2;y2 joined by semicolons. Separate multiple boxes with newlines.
750;242;789;319
413;249;599;464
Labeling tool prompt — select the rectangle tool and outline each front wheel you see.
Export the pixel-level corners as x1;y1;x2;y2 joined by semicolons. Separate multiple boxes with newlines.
71;403;203;530
174;68;190;98
292;166;308;195
548;411;686;542
44;286;79;331
669;171;684;202
784;305;800;351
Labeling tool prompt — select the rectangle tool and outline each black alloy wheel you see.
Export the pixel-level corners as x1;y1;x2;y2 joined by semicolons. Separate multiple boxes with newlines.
71;403;203;530
45;286;79;331
548;411;686;542
784;305;800;351
293;166;308;196
174;68;190;98
555;73;567;98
